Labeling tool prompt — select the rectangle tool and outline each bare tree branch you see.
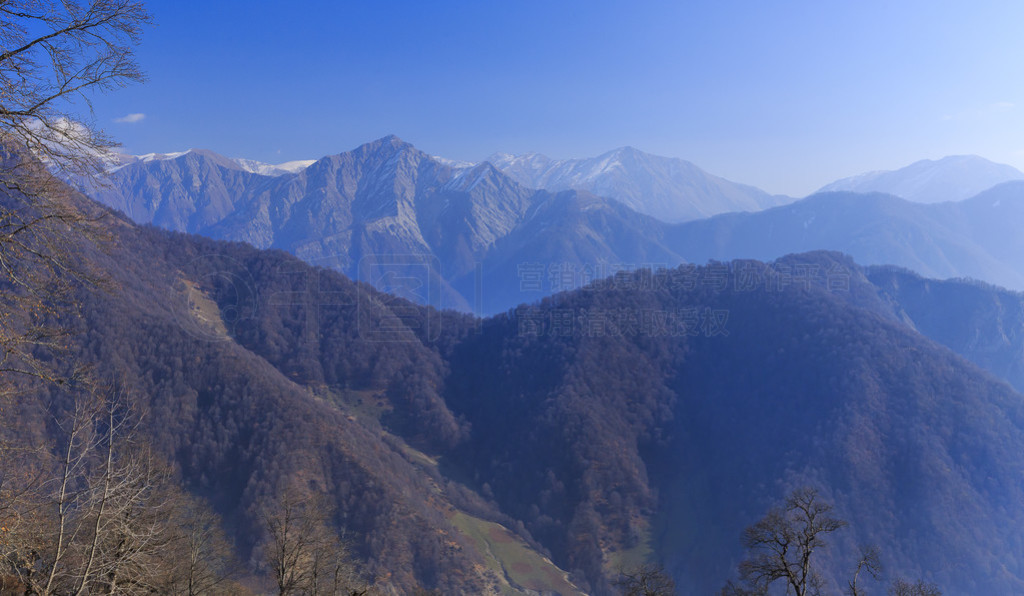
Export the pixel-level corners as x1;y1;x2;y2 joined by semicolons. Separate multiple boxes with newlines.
729;488;847;596
614;562;676;596
0;0;148;394
260;486;368;596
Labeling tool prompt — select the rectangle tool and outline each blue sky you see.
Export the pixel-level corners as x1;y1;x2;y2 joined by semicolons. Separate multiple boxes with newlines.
90;0;1024;196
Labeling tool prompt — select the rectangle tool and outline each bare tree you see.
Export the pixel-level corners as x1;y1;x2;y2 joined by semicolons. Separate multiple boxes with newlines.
847;545;881;596
729;487;847;596
0;0;150;391
0;389;186;595
722;489;942;596
889;578;941;596
308;530;366;596
0;0;150;182
164;496;243;596
74;443;178;594
262;490;316;596
0;8;149;577
260;488;366;596
5;393;107;595
614;563;676;596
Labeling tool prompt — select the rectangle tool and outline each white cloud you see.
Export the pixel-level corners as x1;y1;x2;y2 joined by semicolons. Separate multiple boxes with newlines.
114;113;146;124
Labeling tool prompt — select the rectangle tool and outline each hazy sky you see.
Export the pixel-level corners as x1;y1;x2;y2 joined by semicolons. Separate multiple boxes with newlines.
90;0;1024;196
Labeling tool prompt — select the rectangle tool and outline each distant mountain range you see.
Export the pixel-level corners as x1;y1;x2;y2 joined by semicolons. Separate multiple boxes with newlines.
818;154;1024;203
665;184;1024;293
486;146;787;222
88;137;1024;315
91;137;684;313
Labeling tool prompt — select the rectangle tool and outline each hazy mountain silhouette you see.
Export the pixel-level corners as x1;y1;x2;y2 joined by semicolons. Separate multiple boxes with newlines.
665;185;1024;293
818;155;1024;203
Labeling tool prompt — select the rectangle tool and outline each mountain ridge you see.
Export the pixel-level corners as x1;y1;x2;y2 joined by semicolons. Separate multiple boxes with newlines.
486;145;787;222
818;154;1024;203
92;137;688;313
664;186;1024;293
89;138;1024;316
12;167;1024;592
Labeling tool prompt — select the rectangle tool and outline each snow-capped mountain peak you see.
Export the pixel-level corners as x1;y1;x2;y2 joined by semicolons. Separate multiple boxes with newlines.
431;155;475;169
232;157;315;177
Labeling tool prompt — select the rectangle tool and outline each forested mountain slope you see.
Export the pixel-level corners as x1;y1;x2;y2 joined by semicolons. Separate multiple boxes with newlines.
441;253;1024;594
2;184;580;594
868;265;1024;394
10;179;1024;594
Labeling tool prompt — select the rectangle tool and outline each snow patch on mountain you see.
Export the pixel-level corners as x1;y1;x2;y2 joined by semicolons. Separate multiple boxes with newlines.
432;155;474;169
107;150;314;177
233;157;315;176
138;150;190;163
106;150;191;173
